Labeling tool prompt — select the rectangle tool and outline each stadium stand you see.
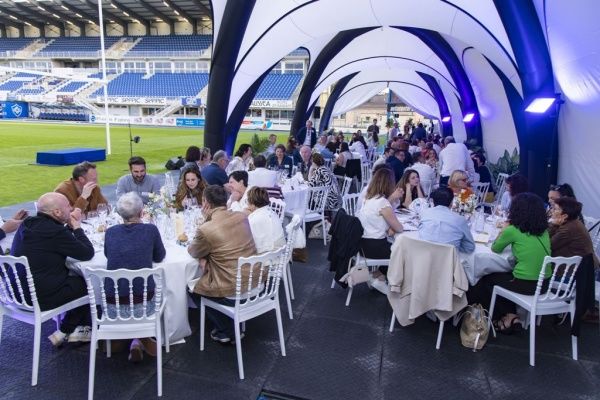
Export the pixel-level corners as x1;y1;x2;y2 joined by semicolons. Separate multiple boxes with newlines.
90;72;209;98
254;73;303;100
126;35;212;55
56;81;89;93
37;36;121;57
0;38;34;56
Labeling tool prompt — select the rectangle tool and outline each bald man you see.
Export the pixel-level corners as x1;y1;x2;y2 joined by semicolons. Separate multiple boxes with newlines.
11;192;95;346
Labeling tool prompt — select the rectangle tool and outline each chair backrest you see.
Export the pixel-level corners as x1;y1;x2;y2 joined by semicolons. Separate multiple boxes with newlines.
472;182;490;205
535;256;582;303
234;246;286;310
83;267;165;326
291;165;298;176
284;215;302;263
269;198;286;223
495;173;509;201
334;175;352;197
305;185;329;214
365;147;375;165
0;255;39;312
587;220;600;258
421;180;433;197
361;163;372;188
324;158;333;171
342;193;361;217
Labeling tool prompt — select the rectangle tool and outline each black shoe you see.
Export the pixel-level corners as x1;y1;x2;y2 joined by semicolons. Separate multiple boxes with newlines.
210;330;231;344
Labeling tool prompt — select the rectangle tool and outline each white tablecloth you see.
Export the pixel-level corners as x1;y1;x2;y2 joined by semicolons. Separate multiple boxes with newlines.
67;241;200;344
0;231;15;253
282;184;309;219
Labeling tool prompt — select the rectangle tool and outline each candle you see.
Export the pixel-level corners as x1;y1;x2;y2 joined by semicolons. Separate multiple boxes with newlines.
175;213;184;236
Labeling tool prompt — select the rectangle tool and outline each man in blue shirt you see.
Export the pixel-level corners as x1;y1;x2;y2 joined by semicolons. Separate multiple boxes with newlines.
419;187;475;254
202;150;229;186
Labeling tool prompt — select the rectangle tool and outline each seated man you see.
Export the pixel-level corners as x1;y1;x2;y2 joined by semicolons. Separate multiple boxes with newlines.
202;150;229;186
226;170;252;212
314;134;328;153
104;192;166;362
248;155;277;188
11;192;95;346
116;156;161;204
418;187;475;254
188;185;256;343
293;145;312;177
55;161;108;214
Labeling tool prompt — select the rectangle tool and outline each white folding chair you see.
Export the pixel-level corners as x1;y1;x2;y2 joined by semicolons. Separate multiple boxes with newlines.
269;198;286;224
83;267;168;400
324;158;333;171
341;193;361;217
495;173;509;202
280;215;302;319
304;186;329;245
488;255;582;366
334;175;352;198
472;182;490;207
199;246;287;379
344;253;390;306
0;255;89;386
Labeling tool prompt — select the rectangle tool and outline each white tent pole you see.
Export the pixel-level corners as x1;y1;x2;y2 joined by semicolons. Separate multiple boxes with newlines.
97;0;111;155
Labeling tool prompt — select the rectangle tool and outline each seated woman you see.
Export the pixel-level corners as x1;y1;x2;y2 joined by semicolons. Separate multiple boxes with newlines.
226;171;251;212
267;144;294;177
499;173;529;212
471;153;495;202
357;168;404;265
547;183;577;207
468;193;551;333
226;144;253;174
334;142;353;175
198;147;212;170
349;132;368;161
398;168;425;208
175;167;207;211
181;145;201;172
307;153;341;212
104;192;166;362
448;170;473;196
246;187;286;254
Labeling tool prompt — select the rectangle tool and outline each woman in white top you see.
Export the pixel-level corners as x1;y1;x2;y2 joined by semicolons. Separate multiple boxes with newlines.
358;168;404;264
336;142;353;169
349;131;368;162
246;187;285;254
226;143;253;174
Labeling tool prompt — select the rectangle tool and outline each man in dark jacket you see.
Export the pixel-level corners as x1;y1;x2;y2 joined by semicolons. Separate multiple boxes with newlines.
11;192;95;346
296;120;317;148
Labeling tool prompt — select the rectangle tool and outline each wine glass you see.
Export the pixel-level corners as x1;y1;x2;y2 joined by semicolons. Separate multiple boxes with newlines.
97;203;109;224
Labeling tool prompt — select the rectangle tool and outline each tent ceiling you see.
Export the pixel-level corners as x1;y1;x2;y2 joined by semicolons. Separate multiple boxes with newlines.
0;0;211;28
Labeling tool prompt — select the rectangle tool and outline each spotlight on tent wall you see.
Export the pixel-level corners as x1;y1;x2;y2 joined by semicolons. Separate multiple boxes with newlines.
525;97;557;113
462;113;475;123
441;116;451;123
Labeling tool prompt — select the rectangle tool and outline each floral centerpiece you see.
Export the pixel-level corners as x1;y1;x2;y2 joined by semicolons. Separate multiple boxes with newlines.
451;188;478;215
144;186;174;220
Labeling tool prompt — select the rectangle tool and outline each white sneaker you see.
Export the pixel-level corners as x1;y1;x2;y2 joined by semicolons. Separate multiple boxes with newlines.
68;326;92;343
48;330;67;347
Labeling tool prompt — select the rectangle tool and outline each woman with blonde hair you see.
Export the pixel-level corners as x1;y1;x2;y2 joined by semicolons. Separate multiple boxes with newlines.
398;169;425;208
175;167;207;210
357;168;404;263
448;170;473;196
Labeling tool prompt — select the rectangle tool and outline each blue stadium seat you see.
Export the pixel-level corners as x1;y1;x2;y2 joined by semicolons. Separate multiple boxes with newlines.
127;35;212;54
38;37;121;56
90;72;209;98
254;73;303;100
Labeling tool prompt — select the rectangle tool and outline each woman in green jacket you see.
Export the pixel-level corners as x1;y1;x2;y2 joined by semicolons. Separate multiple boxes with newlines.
469;193;551;333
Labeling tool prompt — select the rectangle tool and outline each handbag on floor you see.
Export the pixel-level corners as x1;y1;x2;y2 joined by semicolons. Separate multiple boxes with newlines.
459;304;492;351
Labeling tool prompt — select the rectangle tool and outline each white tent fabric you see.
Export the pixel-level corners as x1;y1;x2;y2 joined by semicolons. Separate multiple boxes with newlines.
538;0;600;217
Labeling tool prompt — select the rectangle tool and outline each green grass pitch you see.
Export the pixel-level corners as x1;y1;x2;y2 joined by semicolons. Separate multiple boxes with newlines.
0;121;287;207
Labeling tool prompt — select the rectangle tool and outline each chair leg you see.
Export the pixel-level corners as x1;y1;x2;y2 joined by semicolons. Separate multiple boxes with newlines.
199;302;205;351
106;339;111;358
488;292;497;338
345;287;353;307
322;216;327;246
275;302;286;357
529;312;536;367
287;262;295;300
536;315;542;326
88;336;97;400
32;320;41;386
330;278;336;289
234;318;244;380
436;320;444;350
163;313;170;354
156;322;163;396
281;266;293;320
570;306;578;361
389;313;395;332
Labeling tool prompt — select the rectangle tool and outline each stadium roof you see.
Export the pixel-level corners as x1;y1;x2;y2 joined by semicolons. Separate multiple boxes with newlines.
0;0;211;32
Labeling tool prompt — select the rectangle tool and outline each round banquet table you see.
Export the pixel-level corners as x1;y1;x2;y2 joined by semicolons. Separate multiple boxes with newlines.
281;182;309;219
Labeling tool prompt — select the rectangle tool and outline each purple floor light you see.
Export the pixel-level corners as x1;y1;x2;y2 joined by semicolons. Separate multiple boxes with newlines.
525;97;557;113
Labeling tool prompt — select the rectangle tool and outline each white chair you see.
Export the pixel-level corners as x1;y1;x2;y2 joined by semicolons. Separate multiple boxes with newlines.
269;198;286;224
495;173;509;202
199;246;287;379
361;163;372;189
334;175;352;198
472;182;490;207
344;253;390;306
488;255;582;366
280;215;302;319
0;255;89;386
84;267;169;399
304;186;329;245
324;158;333;171
342;193;361;217
584;216;600;258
